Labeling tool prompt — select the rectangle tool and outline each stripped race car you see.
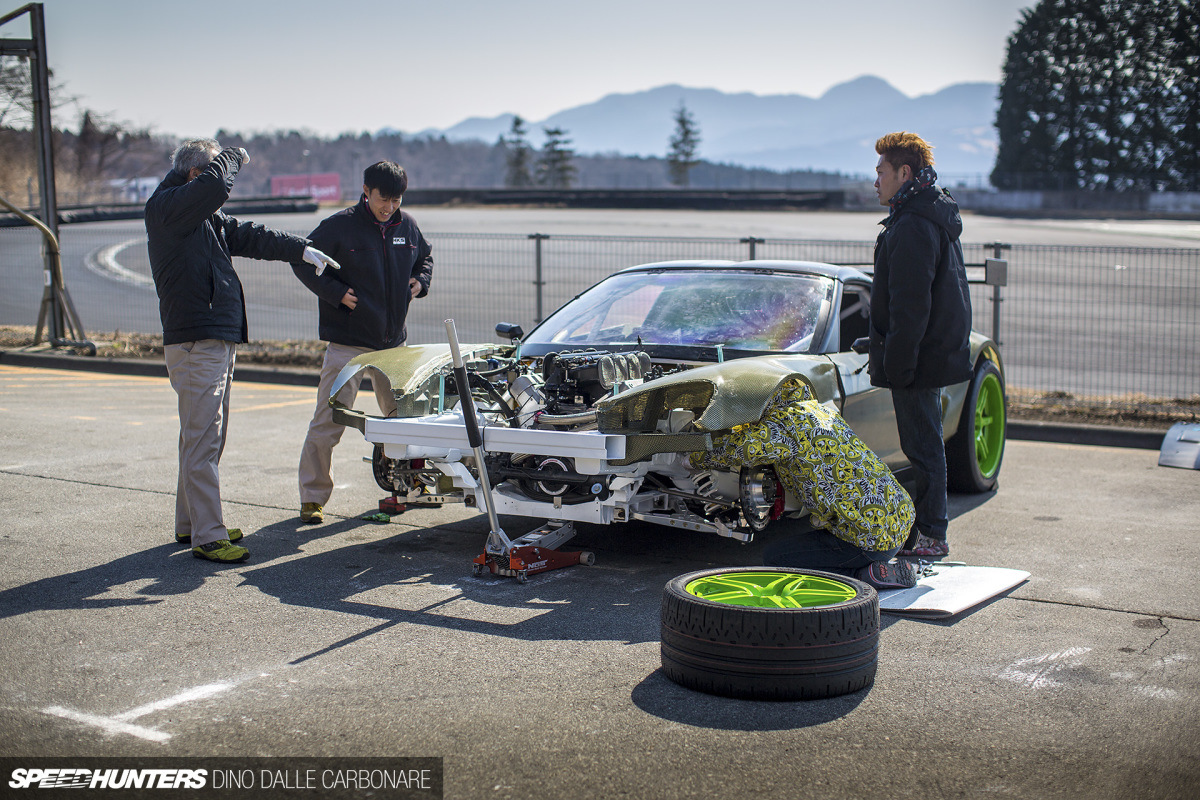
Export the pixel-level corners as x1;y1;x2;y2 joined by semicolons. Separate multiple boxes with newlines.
330;260;1005;580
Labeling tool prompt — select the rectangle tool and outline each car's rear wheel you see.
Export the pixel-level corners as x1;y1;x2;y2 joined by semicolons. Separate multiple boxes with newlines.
947;360;1006;493
661;567;879;700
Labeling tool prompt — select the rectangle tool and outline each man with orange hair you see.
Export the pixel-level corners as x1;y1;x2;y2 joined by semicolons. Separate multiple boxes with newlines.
869;132;972;558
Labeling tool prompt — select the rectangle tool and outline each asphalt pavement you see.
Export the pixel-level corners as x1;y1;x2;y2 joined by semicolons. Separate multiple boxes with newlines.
0;358;1197;800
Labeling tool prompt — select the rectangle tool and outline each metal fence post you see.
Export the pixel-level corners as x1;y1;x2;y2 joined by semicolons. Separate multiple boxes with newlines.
529;233;549;322
740;237;765;261
986;242;1011;346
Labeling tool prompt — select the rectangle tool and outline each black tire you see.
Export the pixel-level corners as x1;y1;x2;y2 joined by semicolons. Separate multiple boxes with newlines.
946;360;1007;493
661;567;879;701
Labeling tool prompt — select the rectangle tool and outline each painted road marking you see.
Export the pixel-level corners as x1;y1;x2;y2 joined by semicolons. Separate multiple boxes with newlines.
997;647;1092;690
42;681;233;743
112;682;233;721
42;707;171;743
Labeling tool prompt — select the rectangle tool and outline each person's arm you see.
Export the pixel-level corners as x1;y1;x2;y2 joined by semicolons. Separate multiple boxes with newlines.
410;230;433;298
223;213;309;263
882;217;939;388
149;148;244;234
290;218;354;308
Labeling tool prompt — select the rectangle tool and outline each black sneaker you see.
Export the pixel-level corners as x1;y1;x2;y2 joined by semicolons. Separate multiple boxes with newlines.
856;560;918;590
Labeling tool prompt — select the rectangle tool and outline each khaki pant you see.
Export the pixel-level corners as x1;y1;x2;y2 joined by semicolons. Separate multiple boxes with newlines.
298;342;398;506
165;339;236;547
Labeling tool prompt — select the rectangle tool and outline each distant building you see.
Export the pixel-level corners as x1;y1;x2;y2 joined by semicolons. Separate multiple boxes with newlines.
108;177;160;204
270;172;342;204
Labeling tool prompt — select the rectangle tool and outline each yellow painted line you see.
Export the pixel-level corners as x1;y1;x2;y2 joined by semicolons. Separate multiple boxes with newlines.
0;365;315;392
0;367;167;387
234;399;314;412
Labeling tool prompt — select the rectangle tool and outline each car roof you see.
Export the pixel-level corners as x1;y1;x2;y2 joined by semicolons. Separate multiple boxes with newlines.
612;259;871;283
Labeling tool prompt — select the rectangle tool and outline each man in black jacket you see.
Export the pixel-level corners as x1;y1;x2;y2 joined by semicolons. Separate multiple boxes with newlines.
291;161;433;524
145;138;339;563
869;131;972;558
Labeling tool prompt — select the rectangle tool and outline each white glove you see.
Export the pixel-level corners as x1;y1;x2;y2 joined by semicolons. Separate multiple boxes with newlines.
237;148;250;165
303;246;340;276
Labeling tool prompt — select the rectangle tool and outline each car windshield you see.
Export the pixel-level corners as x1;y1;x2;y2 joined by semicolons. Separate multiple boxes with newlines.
527;269;833;352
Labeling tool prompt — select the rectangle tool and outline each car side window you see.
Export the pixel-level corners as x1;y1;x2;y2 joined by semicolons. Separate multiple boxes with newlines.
839;286;871;353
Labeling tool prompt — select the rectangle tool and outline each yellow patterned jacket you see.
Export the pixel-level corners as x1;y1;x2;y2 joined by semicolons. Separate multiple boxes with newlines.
691;379;915;551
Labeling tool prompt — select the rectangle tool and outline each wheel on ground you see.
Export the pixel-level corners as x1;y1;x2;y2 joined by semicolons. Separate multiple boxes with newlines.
661;567;879;701
947;359;1006;493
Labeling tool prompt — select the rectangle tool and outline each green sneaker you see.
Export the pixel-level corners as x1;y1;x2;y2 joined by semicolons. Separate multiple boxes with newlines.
300;503;324;524
176;527;242;545
192;539;249;563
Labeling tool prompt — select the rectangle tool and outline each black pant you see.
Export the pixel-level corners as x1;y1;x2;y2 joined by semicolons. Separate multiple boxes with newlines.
891;386;948;542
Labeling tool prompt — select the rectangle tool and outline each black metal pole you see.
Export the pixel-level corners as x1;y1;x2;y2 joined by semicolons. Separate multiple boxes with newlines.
529;233;548;322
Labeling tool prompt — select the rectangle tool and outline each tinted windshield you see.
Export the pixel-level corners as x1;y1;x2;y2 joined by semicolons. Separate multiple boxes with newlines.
527;269;834;353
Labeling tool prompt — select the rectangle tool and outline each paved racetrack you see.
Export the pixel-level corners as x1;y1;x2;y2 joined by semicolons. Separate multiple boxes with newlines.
0;363;1197;799
2;209;1198;400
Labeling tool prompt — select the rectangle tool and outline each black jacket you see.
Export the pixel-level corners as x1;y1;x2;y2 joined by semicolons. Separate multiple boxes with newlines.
291;198;433;349
868;186;973;389
145;148;308;345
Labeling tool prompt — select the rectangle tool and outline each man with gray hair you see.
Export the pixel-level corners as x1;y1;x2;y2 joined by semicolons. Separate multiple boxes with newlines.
145;138;339;563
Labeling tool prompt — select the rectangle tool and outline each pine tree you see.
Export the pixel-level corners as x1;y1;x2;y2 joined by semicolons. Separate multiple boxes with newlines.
536;127;576;188
503;115;533;188
666;103;701;187
992;0;1199;191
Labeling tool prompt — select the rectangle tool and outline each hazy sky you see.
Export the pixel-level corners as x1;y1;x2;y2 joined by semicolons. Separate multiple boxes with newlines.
15;0;1035;138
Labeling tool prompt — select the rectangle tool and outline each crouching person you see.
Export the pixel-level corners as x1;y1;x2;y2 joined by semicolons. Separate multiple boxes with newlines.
691;379;919;589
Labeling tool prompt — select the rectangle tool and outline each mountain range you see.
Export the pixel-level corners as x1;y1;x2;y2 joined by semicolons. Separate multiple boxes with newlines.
414;76;999;179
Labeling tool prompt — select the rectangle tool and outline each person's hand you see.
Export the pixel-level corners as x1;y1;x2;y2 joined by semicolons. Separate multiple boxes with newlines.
341;288;358;310
303;246;340;276
409;278;421;299
237;148;250;165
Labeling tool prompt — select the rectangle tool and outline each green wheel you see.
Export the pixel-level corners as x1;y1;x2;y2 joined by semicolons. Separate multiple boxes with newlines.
661;567;879;701
947;360;1006;493
684;571;858;609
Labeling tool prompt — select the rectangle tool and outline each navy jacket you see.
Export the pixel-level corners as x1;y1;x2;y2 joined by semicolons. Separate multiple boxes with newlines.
145;148;308;345
868;186;973;389
291;197;433;349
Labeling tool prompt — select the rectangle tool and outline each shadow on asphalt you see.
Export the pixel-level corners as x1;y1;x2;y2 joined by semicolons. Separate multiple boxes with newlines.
236;512;768;655
0;543;208;619
0;496;1000;680
629;670;869;730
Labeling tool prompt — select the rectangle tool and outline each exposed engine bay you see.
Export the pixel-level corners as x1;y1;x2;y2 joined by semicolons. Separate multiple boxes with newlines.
337;342;799;546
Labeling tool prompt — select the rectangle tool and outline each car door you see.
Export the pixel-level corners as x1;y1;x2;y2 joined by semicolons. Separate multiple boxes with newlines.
823;281;905;470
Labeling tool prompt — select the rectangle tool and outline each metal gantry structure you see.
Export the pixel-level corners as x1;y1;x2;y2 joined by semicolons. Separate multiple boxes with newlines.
0;2;92;352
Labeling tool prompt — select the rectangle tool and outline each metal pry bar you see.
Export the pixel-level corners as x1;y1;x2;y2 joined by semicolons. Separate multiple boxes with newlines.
444;319;511;557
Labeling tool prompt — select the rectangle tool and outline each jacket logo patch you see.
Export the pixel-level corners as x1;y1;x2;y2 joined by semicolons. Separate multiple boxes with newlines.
393;237;406;245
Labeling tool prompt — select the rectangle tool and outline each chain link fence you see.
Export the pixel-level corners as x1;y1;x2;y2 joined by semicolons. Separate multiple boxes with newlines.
2;224;1197;417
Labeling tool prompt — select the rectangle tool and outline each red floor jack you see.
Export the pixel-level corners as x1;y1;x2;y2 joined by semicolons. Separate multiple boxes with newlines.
472;520;595;583
379;496;406;515
444;320;594;583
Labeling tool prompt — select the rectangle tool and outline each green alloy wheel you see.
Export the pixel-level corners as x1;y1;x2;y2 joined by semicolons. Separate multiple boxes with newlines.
685;571;858;609
948;360;1007;493
661;567;879;701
